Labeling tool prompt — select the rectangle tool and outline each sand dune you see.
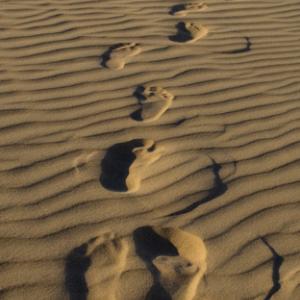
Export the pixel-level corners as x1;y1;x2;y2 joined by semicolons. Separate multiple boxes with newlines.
1;0;300;299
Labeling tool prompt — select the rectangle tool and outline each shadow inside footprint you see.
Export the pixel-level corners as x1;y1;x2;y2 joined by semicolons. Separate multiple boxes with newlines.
169;4;185;15
169;22;192;43
100;139;144;191
131;86;146;121
100;43;123;68
65;244;91;300
134;226;179;300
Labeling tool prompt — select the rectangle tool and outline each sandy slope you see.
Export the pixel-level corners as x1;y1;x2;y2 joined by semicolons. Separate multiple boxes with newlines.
1;0;300;299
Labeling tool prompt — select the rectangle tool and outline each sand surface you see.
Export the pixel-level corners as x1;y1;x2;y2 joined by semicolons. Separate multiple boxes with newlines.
1;0;300;299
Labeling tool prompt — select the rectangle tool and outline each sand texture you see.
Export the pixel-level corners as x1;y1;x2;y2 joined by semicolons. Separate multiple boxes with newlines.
1;0;300;299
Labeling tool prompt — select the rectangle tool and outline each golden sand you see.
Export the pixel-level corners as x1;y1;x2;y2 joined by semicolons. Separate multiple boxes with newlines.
1;0;300;299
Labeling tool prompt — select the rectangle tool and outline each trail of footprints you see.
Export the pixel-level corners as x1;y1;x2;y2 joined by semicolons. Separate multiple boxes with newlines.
69;2;280;300
78;2;219;299
74;3;210;299
101;1;209;195
100;3;207;299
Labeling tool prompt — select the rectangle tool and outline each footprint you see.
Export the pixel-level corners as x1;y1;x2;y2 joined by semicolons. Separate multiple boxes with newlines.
171;2;208;17
134;226;207;300
170;22;208;44
85;233;129;300
102;43;142;70
100;139;163;192
133;86;175;122
66;233;128;300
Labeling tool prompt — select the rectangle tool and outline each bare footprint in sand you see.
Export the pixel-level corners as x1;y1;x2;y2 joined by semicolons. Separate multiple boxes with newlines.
103;43;142;70
133;86;174;122
134;226;207;300
100;139;163;192
84;233;129;300
170;22;208;44
171;2;208;16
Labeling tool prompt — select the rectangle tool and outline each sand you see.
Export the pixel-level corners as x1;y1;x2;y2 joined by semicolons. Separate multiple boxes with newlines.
1;0;300;299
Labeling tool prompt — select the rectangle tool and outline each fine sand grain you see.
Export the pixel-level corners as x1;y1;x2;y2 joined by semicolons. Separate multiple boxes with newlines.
1;0;300;299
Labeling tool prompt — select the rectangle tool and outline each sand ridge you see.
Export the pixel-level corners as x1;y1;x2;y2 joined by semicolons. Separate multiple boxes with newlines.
0;0;300;299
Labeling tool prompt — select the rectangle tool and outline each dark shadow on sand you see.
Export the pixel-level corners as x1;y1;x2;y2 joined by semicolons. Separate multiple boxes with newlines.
168;159;235;216
131;86;146;121
261;237;284;300
222;37;252;54
100;139;144;191
65;243;91;300
100;43;123;68
169;4;185;15
134;226;179;300
169;22;193;43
